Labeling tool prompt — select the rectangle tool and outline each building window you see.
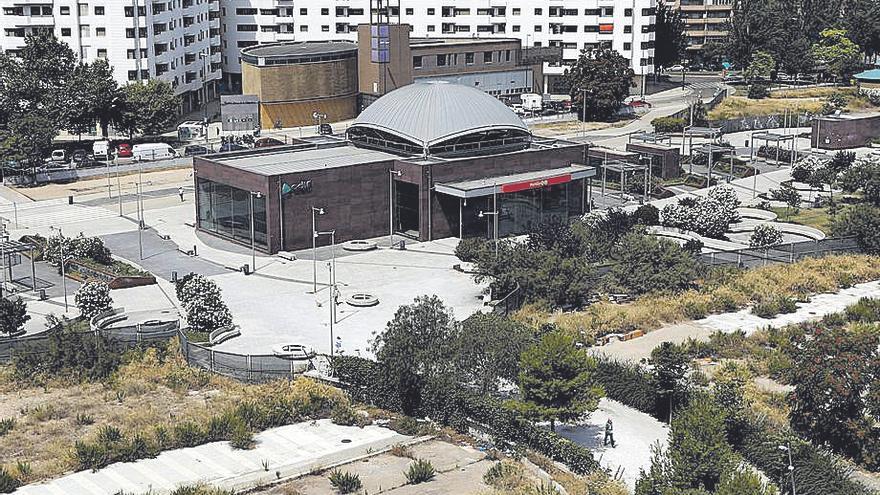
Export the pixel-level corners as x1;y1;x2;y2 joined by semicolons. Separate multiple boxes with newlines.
436;54;447;66
413;56;422;68
534;25;542;32
97;48;107;59
237;24;257;31
483;51;492;63
512;8;520;15
427;25;435;32
236;8;257;15
94;6;104;15
623;42;632;51
61;28;71;36
128;70;138;81
624;25;632;33
96;27;105;37
197;178;268;248
465;52;474;64
625;8;633;17
300;8;307;15
405;8;413;15
80;25;89;38
427;8;435;15
534;8;542;15
320;8;328;15
78;4;88;16
299;25;308;32
60;6;70;15
512;25;520;32
322;25;329;32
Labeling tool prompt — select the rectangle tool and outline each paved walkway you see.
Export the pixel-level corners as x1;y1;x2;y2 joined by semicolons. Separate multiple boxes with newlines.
15;420;410;495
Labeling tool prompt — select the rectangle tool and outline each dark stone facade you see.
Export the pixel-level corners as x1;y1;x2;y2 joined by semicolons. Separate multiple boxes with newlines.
811;114;880;150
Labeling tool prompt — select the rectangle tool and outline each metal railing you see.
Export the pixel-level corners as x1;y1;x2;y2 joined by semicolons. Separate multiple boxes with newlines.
698;236;861;269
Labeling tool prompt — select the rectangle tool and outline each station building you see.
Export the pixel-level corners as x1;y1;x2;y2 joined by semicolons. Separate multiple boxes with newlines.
193;82;596;253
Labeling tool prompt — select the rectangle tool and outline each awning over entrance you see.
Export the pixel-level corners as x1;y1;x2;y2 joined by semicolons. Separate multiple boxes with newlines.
434;164;596;199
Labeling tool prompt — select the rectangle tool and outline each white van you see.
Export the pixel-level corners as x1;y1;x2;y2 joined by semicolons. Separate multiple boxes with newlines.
521;93;543;112
132;143;176;161
92;141;110;161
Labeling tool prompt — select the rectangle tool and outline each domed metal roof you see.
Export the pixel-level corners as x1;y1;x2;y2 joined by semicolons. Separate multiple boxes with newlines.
350;82;530;149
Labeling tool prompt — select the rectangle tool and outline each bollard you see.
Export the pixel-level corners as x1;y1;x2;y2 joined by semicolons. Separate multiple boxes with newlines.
242;264;250;275
171;271;178;282
68;195;74;205
39;289;46;300
192;245;198;256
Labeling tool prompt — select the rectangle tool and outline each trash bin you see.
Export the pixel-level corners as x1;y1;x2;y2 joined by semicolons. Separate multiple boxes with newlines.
68;195;74;205
39;289;47;300
171;271;178;283
242;264;250;275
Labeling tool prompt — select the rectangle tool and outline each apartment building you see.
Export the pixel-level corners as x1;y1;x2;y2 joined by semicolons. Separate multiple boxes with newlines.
671;0;731;58
0;0;222;113
220;0;657;94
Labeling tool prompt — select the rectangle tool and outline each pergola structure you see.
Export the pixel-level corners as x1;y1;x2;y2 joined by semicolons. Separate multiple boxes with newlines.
694;143;738;185
598;158;652;204
751;131;797;166
0;238;37;296
628;132;672;145
682;126;723;169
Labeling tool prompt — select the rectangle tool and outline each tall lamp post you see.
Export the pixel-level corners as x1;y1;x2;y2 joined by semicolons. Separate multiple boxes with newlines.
317;230;337;320
327;261;335;356
198;51;210;145
49;226;68;313
478;207;499;259
388;169;401;248
249;191;262;274
778;443;796;495
311;206;325;293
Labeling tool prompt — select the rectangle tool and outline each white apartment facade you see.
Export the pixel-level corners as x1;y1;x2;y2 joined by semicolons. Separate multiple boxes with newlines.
0;0;222;113
219;0;656;94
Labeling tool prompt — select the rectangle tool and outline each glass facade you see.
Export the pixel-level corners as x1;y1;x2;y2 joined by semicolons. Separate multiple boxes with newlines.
197;178;267;248
461;180;584;238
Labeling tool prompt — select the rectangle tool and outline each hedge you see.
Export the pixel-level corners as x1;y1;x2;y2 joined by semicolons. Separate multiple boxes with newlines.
331;355;600;475
652;116;687;133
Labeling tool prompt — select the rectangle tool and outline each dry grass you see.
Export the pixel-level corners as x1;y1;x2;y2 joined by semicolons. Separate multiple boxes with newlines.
525;452;628;495
710;87;877;120
538;255;880;341
769;87;848;99
0;340;346;483
531;118;631;137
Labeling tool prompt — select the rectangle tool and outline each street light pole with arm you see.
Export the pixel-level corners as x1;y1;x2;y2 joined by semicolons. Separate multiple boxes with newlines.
311;206;325;293
50;226;68;313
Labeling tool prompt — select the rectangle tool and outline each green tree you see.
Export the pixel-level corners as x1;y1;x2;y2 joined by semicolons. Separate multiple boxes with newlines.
716;467;778;495
841;0;880;58
66;60;124;137
668;395;734;491
118;80;181;137
811;28;862;82
606;232;699;296
566;48;635;121
75;281;113;319
372;295;460;415
655;0;687;71
0;114;57;170
832;204;880;253
507;329;603;431
788;324;880;467
770;183;801;219
725;0;785;69
0;297;30;336
650;342;690;423
456;313;535;394
744;50;776;82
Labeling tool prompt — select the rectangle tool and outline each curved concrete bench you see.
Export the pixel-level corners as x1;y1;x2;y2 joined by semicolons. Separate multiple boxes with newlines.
342;240;378;252
209;325;240;345
729;220;826;240
346;293;379;307
737;207;777;221
647;226;747;251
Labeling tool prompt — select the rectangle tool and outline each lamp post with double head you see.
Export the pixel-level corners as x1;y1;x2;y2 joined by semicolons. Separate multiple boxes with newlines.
249;191;262;273
49;226;68;312
478;209;499;258
311;206;325;293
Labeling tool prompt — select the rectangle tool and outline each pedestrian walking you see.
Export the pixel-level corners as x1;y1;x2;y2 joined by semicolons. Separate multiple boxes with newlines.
603;418;615;447
178;187;185;202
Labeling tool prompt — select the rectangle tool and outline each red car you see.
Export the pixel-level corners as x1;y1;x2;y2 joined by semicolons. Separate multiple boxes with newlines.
116;143;133;158
628;99;653;109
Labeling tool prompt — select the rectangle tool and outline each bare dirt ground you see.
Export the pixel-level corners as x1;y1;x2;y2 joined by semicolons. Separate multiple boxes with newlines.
12;167;193;203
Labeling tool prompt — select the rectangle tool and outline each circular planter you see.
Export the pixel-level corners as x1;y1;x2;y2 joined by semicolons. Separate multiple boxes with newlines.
272;344;316;361
346;293;379;307
342;240;378;252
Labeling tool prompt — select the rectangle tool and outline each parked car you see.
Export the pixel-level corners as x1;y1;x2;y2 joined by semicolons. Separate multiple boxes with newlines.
184;145;211;156
132;143;176;161
254;137;284;148
71;149;89;164
92;140;111;161
219;143;247;153
318;123;333;135
628;99;653;109
116;143;133;158
49;149;67;163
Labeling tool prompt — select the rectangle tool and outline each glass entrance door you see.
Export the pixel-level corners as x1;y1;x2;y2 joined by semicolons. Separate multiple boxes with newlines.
394;181;420;238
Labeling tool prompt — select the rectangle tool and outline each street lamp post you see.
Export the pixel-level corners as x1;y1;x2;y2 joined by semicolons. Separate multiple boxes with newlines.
327;261;335;356
779;444;796;495
311;206;325;293
50;226;68;313
249;191;262;274
198;51;210;145
478;187;499;258
317;230;337;320
388;169;401;248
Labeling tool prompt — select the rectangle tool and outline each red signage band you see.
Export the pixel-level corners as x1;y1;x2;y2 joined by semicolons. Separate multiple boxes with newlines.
500;174;572;194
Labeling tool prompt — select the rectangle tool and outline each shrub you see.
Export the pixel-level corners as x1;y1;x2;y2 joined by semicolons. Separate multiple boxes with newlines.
74;440;108;471
454;238;490;263
0;419;14;437
173;421;206;448
749;224;784;248
330;403;359;427
652;116;687;133
328;469;362;494
747;83;770;100
661;186;740;239
843;297;880;322
632;204;660;226
752;295;797;318
405;459;436;484
483;461;527;490
75;281;113;319
831;204;880;253
228;420;254;450
75;413;95;426
822;93;848;115
791;156;824;182
0;467;19;494
0;297;28;336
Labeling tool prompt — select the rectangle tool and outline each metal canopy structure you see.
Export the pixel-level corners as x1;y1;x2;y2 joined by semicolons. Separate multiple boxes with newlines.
435;165;595;199
751;131;797;166
681;125;723;158
628;132;671;145
693;143;737;184
0;238;37;296
598;158;651;205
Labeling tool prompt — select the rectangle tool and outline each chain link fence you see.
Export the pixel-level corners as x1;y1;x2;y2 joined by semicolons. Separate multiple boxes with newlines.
698;236;861;269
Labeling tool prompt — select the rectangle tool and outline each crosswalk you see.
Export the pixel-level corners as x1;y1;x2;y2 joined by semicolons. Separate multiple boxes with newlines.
0;199;120;231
